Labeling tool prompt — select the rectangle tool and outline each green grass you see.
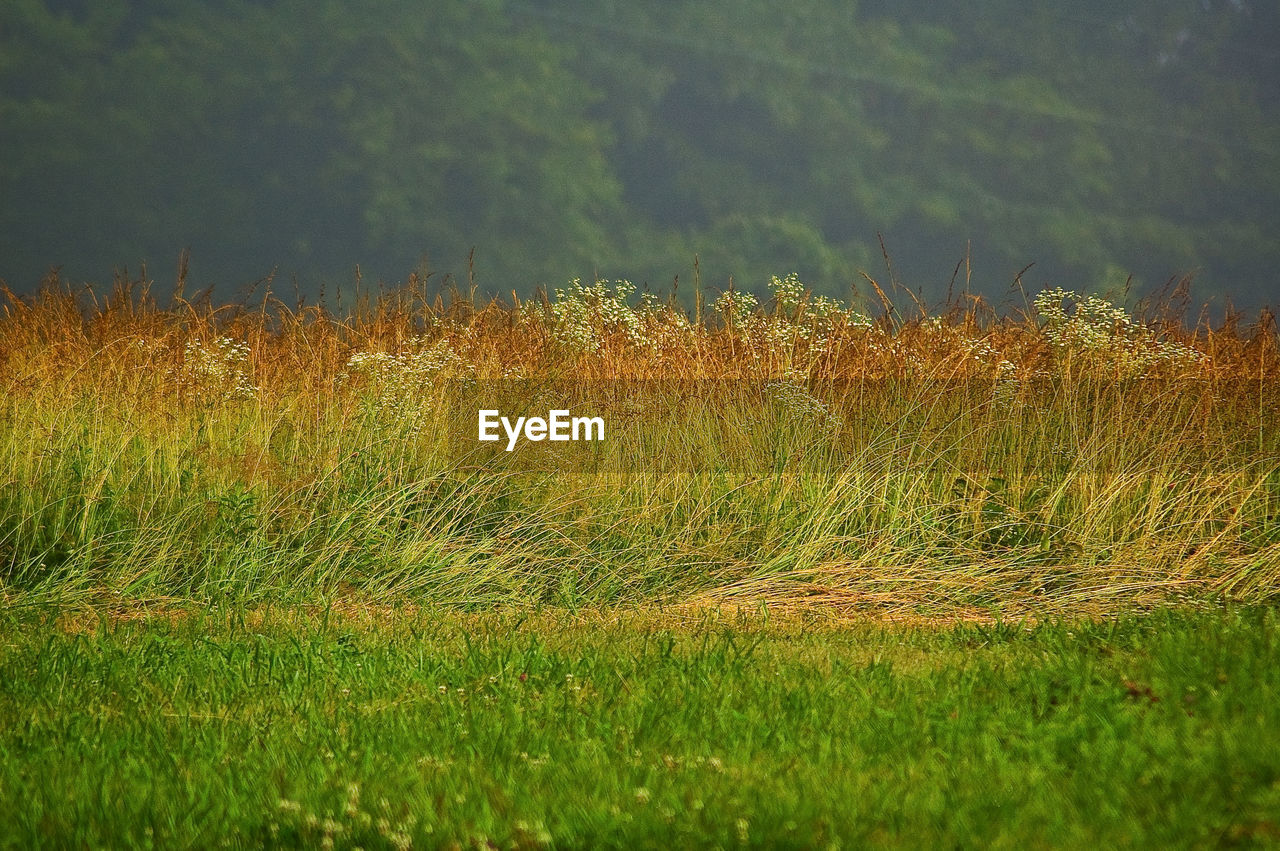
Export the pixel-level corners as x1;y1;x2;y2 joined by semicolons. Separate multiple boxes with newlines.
2;278;1278;846
1;603;1278;848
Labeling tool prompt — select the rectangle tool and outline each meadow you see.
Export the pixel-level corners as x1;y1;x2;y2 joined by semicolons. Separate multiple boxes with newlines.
2;604;1279;848
0;271;1278;846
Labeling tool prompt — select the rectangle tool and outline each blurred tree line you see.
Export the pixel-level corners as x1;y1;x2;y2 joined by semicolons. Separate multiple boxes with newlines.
2;0;1277;310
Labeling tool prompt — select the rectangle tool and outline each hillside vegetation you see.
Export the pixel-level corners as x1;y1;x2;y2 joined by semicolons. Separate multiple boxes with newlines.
3;1;1278;305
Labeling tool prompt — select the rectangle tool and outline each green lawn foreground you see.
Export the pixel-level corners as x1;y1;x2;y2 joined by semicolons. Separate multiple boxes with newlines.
0;604;1277;849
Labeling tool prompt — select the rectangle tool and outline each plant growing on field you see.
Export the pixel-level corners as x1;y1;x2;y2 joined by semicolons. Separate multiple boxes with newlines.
918;317;1019;378
1033;287;1205;375
0;272;1274;608
765;379;846;429
717;274;875;371
173;336;257;402
713;288;759;331
771;273;874;340
340;338;470;431
550;278;648;353
274;783;415;850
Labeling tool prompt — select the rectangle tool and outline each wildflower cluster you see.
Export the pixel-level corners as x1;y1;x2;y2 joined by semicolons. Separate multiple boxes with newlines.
809;294;875;329
1034;287;1205;375
713;289;759;331
767;274;874;332
273;783;414;850
718;274;875;368
340;338;469;432
771;272;806;314
173;337;257;401
550;279;647;353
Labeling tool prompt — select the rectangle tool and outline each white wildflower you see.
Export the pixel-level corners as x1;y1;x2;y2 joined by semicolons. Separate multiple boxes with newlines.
173;336;257;401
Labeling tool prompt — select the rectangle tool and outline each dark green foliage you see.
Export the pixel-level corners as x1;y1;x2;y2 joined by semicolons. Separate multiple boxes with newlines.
1;1;1277;308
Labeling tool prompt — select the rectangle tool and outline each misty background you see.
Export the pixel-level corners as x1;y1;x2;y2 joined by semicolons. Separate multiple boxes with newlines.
2;0;1277;315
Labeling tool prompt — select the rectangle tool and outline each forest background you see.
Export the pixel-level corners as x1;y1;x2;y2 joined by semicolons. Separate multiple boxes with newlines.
2;0;1277;314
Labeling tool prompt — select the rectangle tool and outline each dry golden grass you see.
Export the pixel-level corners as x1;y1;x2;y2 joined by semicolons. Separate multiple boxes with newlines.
1;269;1276;613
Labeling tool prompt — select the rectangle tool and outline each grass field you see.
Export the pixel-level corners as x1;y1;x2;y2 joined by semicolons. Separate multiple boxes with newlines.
1;271;1278;846
2;604;1278;848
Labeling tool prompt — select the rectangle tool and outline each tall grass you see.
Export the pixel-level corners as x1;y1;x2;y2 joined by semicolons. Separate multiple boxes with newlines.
1;271;1276;612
